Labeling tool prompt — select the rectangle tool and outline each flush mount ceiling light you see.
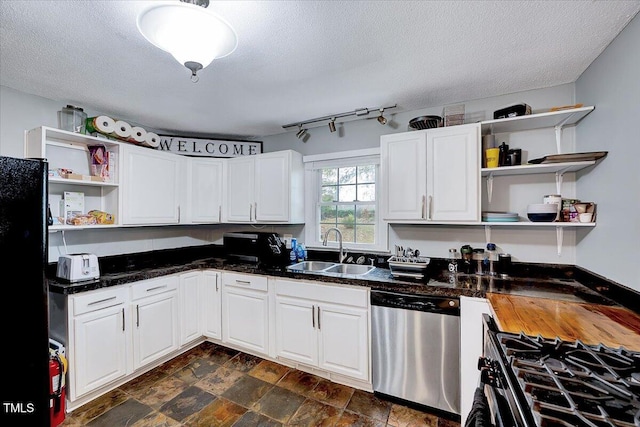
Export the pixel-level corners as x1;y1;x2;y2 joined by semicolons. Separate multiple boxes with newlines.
137;0;238;82
377;109;388;125
283;104;397;140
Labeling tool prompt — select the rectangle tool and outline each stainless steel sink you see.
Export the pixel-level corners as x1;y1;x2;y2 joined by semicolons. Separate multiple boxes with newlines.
287;261;337;272
324;263;376;275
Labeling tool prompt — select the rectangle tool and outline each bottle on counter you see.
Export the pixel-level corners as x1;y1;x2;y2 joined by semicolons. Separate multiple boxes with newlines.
447;248;459;274
460;245;474;274
289;238;298;264
473;248;486;275
486;243;497;276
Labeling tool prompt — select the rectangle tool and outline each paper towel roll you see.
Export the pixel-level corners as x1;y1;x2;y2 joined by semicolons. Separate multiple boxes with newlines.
86;115;116;135
145;132;160;148
129;126;147;144
114;120;132;139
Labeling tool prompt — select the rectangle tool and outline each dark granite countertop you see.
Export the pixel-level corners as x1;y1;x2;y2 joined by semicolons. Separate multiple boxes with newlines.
47;252;619;307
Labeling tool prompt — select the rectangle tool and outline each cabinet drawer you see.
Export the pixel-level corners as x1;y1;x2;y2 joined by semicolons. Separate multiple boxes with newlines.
275;279;368;308
73;286;128;316
131;275;179;300
222;272;268;292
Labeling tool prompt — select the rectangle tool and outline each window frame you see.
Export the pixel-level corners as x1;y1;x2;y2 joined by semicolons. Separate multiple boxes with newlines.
303;148;388;253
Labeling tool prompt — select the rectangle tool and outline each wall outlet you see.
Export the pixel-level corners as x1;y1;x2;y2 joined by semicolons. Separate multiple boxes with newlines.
283;234;293;249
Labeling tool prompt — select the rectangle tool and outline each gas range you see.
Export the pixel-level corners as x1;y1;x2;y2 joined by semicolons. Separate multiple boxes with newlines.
480;314;640;427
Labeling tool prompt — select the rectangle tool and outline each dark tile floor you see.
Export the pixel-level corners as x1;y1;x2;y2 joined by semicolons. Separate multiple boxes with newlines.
60;342;461;427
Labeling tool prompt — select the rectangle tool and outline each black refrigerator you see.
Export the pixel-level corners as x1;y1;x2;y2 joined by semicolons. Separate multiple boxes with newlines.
0;156;51;426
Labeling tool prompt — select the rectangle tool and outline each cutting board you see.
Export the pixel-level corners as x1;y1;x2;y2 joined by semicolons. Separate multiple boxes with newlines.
487;293;640;351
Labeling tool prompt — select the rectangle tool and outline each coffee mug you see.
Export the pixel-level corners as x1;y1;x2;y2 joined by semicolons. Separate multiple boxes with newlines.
486;148;500;168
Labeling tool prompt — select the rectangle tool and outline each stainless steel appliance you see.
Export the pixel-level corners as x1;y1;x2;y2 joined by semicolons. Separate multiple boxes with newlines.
0;156;51;426
223;231;288;266
371;290;461;415
478;314;640;426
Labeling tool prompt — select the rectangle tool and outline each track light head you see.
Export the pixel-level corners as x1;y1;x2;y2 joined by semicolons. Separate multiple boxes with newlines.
296;126;307;139
328;118;336;133
377;109;387;125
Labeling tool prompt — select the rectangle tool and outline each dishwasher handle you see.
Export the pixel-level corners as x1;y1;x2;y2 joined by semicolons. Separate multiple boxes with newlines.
370;290;460;315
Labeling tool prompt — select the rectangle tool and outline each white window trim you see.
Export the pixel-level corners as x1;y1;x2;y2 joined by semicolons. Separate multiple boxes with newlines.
303;148;389;253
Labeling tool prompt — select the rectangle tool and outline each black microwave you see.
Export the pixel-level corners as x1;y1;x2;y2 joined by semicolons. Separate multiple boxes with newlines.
223;232;288;266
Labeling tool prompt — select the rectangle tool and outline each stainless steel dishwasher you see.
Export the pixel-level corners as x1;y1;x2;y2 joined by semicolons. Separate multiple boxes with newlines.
371;289;460;415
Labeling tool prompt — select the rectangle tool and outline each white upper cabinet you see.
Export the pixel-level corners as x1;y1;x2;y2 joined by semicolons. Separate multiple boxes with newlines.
121;144;186;225
381;124;480;222
187;158;225;223
426;124;480;221
381;131;427;220
227;150;304;223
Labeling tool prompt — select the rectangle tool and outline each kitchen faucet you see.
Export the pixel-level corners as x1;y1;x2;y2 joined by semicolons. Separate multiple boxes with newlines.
322;227;347;263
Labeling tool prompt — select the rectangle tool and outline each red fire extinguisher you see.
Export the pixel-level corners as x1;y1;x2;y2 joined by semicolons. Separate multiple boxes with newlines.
50;353;67;427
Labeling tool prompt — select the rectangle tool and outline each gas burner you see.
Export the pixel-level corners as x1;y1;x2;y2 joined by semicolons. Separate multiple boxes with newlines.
495;331;640;426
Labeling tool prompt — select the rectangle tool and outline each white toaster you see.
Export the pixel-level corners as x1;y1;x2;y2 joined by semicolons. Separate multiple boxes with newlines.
56;253;100;282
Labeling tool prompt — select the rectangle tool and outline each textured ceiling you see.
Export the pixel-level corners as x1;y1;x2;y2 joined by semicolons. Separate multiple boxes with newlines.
1;1;638;139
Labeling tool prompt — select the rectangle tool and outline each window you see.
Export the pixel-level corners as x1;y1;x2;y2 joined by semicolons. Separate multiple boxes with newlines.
304;149;387;252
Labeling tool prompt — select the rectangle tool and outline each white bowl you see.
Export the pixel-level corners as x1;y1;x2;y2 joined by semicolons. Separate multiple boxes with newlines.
527;203;558;213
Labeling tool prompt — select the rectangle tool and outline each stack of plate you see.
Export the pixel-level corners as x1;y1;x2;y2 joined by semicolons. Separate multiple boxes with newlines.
482;212;520;222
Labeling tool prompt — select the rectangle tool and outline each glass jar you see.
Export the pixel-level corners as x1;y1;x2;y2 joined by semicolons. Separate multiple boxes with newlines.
447;248;459;274
58;105;87;133
486;243;497;276
460;245;473;274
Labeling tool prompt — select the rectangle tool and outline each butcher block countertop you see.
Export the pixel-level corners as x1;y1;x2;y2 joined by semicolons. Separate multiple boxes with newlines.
487;293;640;351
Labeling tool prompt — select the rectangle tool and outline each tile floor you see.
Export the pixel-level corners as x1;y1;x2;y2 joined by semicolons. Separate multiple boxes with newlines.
60;342;461;427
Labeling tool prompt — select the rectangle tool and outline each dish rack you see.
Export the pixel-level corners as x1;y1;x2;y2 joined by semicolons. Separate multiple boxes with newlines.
387;256;430;279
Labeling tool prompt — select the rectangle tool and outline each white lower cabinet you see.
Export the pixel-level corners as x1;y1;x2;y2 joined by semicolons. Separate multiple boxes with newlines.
69;286;129;401
274;278;370;382
201;270;222;340
131;276;180;370
221;272;270;355
179;271;202;346
459;296;491;427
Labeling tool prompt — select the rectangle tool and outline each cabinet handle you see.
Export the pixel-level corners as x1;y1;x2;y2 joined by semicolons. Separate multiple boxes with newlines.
88;296;116;306
317;306;321;330
146;285;167;293
122;308;125;331
254;202;258;220
421;195;426;219
235;280;251;285
427;195;433;220
178;205;181;222
312;305;315;328
215;274;219;292
218;205;222;223
136;304;140;328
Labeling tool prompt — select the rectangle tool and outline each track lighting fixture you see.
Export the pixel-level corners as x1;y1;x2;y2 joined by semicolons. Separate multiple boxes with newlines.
296;125;307;139
282;104;397;141
328;118;336;133
377;109;387;125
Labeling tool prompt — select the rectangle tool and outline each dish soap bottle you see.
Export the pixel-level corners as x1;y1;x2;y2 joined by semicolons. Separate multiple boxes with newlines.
289;238;298;264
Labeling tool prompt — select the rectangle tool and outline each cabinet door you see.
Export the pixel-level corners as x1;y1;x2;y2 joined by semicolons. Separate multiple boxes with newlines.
201;270;222;340
122;145;184;225
132;290;179;369
255;152;290;222
275;296;318;366
222;285;269;355
190;158;224;223
226;157;255;222
318;303;369;381
180;271;201;346
72;304;127;399
381;131;428;220
426;124;480;221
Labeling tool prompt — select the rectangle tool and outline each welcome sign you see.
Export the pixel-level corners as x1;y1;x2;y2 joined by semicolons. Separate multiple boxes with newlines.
157;136;263;158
